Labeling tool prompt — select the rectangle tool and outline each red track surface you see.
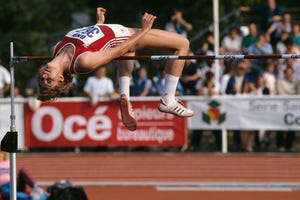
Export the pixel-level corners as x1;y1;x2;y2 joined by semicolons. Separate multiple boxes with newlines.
16;153;300;200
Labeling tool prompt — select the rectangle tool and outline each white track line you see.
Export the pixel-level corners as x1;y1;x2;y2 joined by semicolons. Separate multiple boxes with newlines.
36;181;300;191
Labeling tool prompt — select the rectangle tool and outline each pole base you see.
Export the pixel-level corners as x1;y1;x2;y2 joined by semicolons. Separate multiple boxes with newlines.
1;131;18;153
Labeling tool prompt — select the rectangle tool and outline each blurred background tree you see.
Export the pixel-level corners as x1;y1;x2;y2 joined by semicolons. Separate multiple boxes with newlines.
0;0;299;96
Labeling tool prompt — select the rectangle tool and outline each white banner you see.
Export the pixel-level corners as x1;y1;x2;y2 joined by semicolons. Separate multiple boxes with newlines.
188;95;300;130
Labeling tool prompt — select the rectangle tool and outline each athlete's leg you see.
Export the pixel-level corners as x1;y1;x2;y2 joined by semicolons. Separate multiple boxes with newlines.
128;28;189;76
117;51;137;131
118;51;135;98
127;28;194;117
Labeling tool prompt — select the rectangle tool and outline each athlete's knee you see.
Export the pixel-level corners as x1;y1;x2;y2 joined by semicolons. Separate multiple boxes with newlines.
178;37;190;51
183;37;190;48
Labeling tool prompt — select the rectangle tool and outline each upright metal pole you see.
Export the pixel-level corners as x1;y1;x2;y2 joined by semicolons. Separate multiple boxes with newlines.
213;0;228;153
213;0;220;82
9;42;17;200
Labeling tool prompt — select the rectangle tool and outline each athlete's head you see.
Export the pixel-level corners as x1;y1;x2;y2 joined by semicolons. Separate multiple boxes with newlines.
37;64;73;101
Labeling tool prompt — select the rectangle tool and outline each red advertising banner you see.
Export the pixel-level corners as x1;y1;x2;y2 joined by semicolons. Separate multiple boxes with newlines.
24;100;187;147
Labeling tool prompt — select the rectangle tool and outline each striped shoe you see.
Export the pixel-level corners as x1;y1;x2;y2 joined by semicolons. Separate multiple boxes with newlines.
158;99;194;117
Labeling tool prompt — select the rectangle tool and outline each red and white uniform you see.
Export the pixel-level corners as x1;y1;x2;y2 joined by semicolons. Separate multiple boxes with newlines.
52;24;131;74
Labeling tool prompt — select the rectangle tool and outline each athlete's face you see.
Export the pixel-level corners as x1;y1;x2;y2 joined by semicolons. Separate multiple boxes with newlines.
39;64;63;88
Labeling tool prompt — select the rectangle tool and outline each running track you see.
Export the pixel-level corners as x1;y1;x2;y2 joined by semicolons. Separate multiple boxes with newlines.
16;153;300;200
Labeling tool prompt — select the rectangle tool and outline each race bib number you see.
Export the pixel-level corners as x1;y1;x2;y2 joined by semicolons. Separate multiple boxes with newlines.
66;25;104;46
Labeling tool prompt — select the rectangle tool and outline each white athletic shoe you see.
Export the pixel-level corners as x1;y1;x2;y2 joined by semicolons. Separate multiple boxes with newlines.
119;94;137;131
158;99;194;117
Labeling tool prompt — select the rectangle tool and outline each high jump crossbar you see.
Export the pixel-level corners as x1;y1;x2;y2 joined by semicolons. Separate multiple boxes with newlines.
12;54;300;63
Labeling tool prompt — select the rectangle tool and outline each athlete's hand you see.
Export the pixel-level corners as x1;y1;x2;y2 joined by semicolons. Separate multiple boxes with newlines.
141;12;157;32
96;7;106;24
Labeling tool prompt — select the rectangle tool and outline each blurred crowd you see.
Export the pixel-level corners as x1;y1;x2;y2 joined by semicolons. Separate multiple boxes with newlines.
175;0;299;153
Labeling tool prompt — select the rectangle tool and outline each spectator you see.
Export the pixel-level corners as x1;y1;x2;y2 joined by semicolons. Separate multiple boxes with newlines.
0;60;10;98
282;12;292;33
196;31;215;55
130;66;152;96
165;9;193;38
246;33;274;60
0;152;45;200
276;67;296;152
25;66;43;112
180;58;199;95
196;71;220;96
277;67;297;95
196;49;225;92
220;61;234;95
14;84;23;98
240;0;284;32
251;75;270;95
153;65;184;96
239;74;268;152
196;33;226;86
263;59;276;95
266;12;292;47
226;60;252;152
246;33;273;83
285;38;300;84
241;23;258;51
190;71;221;152
291;22;300;48
250;75;271;152
65;74;79;97
226;60;252;95
284;37;300;55
241;129;255;152
221;26;242;54
277;59;300;88
46;180;87;200
276;31;290;54
83;66;115;106
25;65;45;97
276;129;296;152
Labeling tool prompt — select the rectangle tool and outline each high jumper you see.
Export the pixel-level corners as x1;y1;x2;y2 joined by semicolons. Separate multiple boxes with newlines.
37;7;194;131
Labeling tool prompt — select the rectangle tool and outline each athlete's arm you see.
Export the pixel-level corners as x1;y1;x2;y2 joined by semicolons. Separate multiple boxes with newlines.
76;12;156;71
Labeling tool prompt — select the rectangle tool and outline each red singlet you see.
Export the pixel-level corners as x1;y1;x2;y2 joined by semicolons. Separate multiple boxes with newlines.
52;24;131;74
